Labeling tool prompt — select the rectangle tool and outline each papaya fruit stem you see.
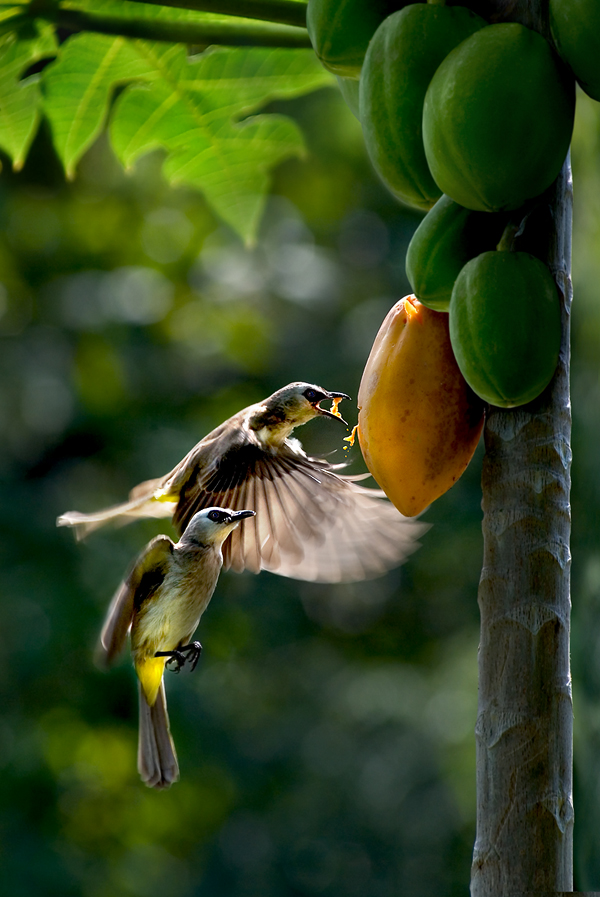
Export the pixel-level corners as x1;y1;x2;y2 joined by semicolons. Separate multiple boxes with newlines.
495;221;520;252
426;0;447;5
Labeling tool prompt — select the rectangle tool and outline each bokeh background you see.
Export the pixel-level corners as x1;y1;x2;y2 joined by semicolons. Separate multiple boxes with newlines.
1;75;600;896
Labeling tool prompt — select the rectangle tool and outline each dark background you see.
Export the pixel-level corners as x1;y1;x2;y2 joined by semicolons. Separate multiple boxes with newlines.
1;80;599;895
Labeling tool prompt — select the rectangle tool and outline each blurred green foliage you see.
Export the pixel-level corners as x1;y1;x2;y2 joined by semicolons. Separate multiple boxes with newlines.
0;75;598;896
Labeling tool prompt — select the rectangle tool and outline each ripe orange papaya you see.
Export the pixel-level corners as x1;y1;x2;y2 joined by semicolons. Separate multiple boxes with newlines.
550;0;600;101
357;296;485;517
449;251;561;407
422;23;575;211
360;4;486;210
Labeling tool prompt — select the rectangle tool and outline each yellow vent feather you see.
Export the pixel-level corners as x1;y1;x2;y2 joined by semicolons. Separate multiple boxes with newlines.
135;656;166;706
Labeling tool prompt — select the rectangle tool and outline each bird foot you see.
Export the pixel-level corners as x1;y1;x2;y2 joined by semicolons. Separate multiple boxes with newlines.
155;648;186;673
179;641;203;672
155;641;202;673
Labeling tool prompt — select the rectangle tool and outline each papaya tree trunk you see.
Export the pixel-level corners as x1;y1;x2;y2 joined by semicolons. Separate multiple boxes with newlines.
471;1;574;893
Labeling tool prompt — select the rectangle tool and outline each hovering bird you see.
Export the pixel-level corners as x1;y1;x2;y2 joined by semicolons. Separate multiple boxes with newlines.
97;506;256;789
58;383;426;582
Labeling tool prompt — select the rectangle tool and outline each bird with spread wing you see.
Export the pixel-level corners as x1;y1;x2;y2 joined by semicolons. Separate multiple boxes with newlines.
58;383;427;582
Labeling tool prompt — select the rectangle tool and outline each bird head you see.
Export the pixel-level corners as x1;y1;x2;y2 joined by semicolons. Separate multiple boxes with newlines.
250;383;350;441
181;508;255;547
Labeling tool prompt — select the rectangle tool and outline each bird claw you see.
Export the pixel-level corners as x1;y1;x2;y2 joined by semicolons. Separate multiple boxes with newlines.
155;641;202;673
180;641;202;672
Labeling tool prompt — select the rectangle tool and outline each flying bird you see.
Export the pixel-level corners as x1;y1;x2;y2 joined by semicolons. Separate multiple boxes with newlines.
97;506;256;789
58;383;427;582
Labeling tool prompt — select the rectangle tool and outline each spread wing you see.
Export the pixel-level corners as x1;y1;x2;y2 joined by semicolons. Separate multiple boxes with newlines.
96;535;174;667
55;416;241;540
172;441;428;583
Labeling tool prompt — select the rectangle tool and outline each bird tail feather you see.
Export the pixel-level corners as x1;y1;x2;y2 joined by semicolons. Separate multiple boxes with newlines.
137;680;179;789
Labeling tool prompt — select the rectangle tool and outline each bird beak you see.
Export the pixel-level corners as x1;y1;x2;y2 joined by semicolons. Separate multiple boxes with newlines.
231;510;256;522
315;391;350;425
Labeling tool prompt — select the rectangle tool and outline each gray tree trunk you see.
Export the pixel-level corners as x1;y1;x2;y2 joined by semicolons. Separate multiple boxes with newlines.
470;2;574;894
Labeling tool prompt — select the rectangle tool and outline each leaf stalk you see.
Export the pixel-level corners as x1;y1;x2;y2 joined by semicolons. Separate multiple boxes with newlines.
38;5;312;46
112;0;307;28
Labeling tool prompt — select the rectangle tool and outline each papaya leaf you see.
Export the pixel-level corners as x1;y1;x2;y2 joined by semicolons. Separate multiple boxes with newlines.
114;80;304;244
41;32;331;242
0;22;57;169
110;43;330;243
41;32;159;179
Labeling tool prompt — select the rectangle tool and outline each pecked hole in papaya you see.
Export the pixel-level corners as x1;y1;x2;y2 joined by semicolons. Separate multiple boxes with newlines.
404;296;420;321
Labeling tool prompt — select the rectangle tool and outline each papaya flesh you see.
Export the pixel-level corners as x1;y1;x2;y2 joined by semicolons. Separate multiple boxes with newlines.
357;296;485;517
359;4;486;211
423;23;575;212
550;0;600;101
449;251;561;407
406;195;509;311
307;0;410;79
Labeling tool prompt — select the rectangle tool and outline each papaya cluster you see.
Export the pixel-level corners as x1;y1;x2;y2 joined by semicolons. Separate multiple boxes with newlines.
308;0;590;513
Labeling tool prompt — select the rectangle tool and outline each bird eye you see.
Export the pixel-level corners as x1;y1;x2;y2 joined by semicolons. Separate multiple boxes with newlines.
304;388;319;403
207;510;223;523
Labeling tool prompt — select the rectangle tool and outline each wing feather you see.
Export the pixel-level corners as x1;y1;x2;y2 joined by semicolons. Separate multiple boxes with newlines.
169;434;427;582
222;474;250;574
257;460;296;567
252;460;278;567
96;535;174;667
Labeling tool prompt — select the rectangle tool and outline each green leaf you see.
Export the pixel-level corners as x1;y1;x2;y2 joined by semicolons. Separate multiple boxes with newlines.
41;32;331;241
111;43;328;242
41;32;159;178
0;22;57;169
114;82;305;243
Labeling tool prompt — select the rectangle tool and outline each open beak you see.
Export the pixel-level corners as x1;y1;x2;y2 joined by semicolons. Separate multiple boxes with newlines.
315;390;351;425
231;510;256;522
328;391;351;400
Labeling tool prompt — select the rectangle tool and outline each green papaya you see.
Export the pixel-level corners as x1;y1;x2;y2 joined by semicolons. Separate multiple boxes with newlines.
423;23;575;212
449;251;561;407
336;76;360;120
360;4;486;211
550;0;600;101
307;0;410;79
406;195;509;311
